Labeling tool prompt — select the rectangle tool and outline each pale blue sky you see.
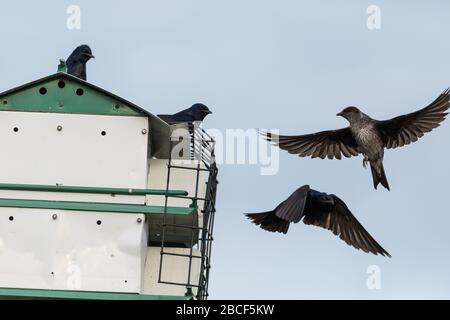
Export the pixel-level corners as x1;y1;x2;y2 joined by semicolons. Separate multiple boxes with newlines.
1;0;450;299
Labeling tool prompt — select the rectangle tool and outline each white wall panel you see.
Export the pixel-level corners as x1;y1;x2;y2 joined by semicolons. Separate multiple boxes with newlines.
0;208;146;293
0;111;149;189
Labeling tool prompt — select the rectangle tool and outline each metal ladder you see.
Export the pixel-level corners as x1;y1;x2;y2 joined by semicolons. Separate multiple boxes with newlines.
158;125;218;300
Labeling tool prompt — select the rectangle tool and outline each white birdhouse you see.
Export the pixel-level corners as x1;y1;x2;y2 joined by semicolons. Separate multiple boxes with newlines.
0;70;218;300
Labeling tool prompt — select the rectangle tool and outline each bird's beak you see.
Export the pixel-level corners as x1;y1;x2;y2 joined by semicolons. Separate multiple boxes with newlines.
90;54;95;59
336;112;343;117
203;110;212;114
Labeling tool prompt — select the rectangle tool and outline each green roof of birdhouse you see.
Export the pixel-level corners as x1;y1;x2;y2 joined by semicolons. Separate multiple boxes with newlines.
0;72;171;157
0;72;153;117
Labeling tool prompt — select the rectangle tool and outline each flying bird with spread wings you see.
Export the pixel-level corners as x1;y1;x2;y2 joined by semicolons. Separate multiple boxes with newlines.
66;45;95;81
245;185;390;257
262;89;450;190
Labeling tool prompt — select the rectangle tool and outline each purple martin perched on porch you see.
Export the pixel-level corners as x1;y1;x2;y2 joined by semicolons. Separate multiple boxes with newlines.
262;89;450;190
158;103;212;125
66;45;95;81
245;185;390;257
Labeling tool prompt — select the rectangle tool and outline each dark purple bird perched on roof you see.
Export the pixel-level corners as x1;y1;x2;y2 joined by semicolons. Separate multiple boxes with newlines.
262;89;450;191
66;45;95;81
158;103;212;125
245;185;390;257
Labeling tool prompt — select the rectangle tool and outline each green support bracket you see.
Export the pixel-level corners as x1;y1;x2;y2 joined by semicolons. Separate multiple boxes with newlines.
184;287;194;299
0;198;195;215
0;287;188;300
0;183;188;196
57;59;67;73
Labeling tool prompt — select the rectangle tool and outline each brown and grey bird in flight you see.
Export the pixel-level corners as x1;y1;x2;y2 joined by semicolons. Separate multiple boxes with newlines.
262;89;450;190
245;185;390;257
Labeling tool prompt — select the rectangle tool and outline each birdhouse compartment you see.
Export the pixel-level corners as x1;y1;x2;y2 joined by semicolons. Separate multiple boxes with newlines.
0;72;218;300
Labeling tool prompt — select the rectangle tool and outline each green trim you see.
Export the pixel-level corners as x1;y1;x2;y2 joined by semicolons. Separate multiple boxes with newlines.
184;287;194;299
0;73;156;118
0;183;188;196
57;60;67;73
0;198;194;215
0;72;173;158
0;287;187;300
0;77;144;116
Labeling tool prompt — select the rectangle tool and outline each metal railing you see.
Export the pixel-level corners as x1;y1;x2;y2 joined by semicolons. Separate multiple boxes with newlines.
158;124;218;300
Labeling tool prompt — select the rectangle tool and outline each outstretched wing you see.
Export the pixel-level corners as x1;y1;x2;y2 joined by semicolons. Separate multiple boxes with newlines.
376;89;450;149
244;185;310;234
302;195;390;257
262;128;359;160
273;185;310;223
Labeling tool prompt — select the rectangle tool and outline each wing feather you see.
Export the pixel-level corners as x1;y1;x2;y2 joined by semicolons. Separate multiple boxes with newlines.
302;196;390;257
377;89;450;149
261;128;359;160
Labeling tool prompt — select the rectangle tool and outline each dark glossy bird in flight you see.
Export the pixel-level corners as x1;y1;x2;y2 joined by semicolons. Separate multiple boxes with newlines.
66;45;95;81
263;89;450;190
245;185;390;257
158;103;212;125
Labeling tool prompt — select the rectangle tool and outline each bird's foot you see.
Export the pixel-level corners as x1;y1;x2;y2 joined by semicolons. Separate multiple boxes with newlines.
362;157;369;168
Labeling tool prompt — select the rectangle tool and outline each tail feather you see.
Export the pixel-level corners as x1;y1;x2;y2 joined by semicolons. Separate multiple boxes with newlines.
245;211;290;234
370;162;390;191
